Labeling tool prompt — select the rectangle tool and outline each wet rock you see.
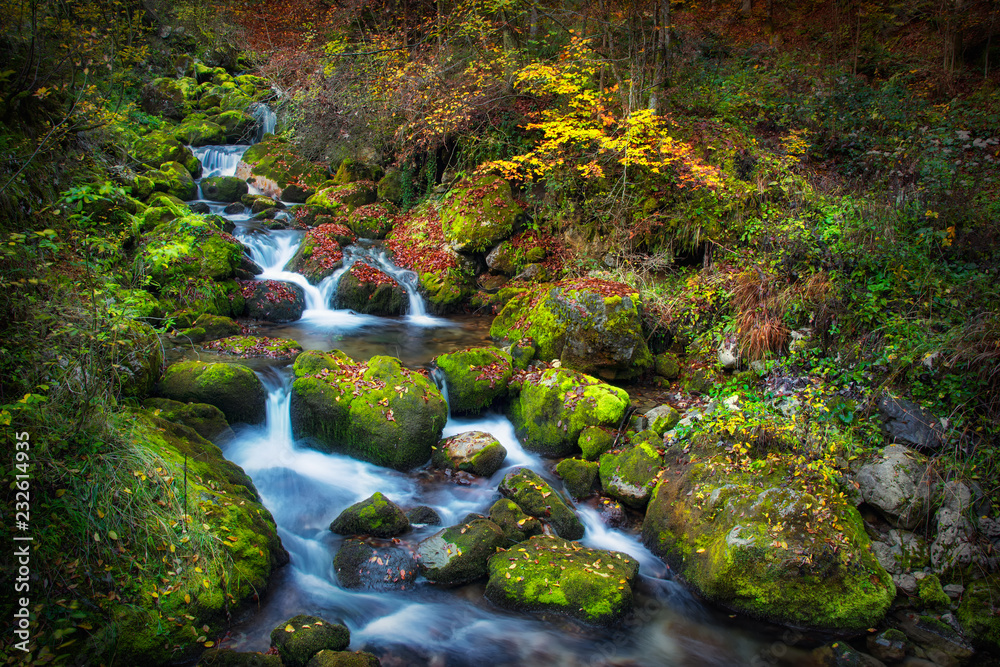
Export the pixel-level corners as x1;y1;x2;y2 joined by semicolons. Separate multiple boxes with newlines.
879;393;946;451
646;404;680;436
224;202;246;215
498;468;584;540
598;497;628;528
508;367;629;457
406;505;442;525
599;439;662;509
811;641;886;666
441;173;520;253
866;628;909;663
201;176;249;202
240;279;306;323
282;223;347;283
157;360;266;425
306;651;381;667
488;498;543;545
197;648;282;666
434;347;513;416
957;577;1000;652
416;518;506;586
857;445;938;530
333;539;417;590
578;426;615;461
432;431;507;477
555;458;599;499
142;398;235;445
270;615;350;667
290;350;447;471
894;611;974;666
491;280;652;381
484;535;640;626
333;263;406;316
189;201;211;214
330;492;409;538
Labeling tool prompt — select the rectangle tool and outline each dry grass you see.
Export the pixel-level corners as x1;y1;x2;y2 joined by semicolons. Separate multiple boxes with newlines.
732;267;790;361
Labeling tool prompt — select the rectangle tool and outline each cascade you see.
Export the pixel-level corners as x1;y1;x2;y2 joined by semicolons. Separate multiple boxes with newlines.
192;144;252;178
250;102;278;141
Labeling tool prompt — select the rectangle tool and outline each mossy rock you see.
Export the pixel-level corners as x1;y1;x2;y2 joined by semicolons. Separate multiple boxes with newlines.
484;535;640;626
289;351;448;470
509;367;629;457
104;318;163;399
306;182;377;215
578;426;615;461
599;440;662;509
134;131;201;175
305;650;381;667
489;498;543;544
376;169;405;205
418;266;475;316
640;437;895;633
406;505;442;525
490;280;653;381
203;335;302;360
918;574;951;609
270;615;350;667
432;430;508;477
957;577;1000;651
434;347;513;416
140;215;244;285
159;277;245;323
333;539;417;591
498;468;584;540
174;314;241;344
242;194;282;212
654;353;681;379
201;176;249;202
333;159;384;185
440;174;520;253
238;138;329;202
329;492;410;537
282;224;347;283
158;360;267;425
173;116;227;146
197;648;283;666
211;110;257;142
240;279;306;322
646;404;680;436
556;458;599;499
146;161;198;201
346;203;394;239
485;240;518;275
87;413;284;665
142;398;235;445
683;368;713;395
333;263;406;316
140;76;199;119
416;518;506;586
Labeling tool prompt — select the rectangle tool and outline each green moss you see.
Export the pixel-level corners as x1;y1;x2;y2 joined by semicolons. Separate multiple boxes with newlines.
498;468;584;539
142;398;234;444
157;360;267;425
957;578;1000;651
140;215;243;286
270;615;350;667
434;347;513;415
433;431;508;477
329;492;409;537
918;574;952;609
173;116;227;146
484;535;640;625
201;176;249;202
346;202;393;239
578;426;615;460
419;268;474;314
134;131;201;175
305;650;381;667
239;138;329;202
416;518;507;586
555;458;599;498
440;174;520;252
489;498;543;544
305;182;377;214
145;161;197;201
598;441;662;509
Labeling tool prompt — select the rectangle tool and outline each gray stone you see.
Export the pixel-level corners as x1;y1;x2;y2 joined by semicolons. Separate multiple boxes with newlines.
718;336;738;370
879;393;946;450
857;445;938;529
931;481;981;572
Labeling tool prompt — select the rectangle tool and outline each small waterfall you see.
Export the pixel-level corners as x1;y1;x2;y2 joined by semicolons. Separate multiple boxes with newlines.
192;145;252;178
250;102;278;142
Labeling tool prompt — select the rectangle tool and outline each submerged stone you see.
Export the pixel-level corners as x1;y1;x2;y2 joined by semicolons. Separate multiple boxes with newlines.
416;518;506;586
333;539;417;591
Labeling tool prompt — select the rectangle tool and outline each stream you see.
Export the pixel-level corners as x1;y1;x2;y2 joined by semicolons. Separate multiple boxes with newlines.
175;140;785;666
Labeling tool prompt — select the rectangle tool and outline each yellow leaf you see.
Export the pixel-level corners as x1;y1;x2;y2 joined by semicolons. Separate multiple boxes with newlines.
284;624;295;633
696;548;706;554
203;579;210;588
184;594;191;604
203;641;214;648
108;531;118;541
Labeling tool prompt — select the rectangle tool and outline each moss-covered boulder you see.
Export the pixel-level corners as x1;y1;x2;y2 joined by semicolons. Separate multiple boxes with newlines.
641;435;895;633
172;313;241;344
158;277;245;324
599;440;662;509
654;353;681;379
203;335;302;360
87;413;285;665
236;138;329;202
173;116;227;146
333;158;383;185
212;110;257;142
158;360;267;425
306;182;377;216
140;76;199;119
105;318;163;399
416;518;506;586
432;431;508;477
333;263;406;316
146;161;198;201
489;498;543;544
198;648;283;666
376;169;405;205
509;367;629;457
646;404;680;436
957;577;1000;651
290;351;447;470
305;651;381;667
330;492;410;537
201;176;249;202
556;458;599;499
270;615;350;667
498;468;584;540
578;426;615;461
240;279;306;322
333;539;417;591
139;215;244;286
484;535;640;626
406;505;442;525
434;347;513;416
440;174;520;253
282;223;348;283
142;398;235;445
491;279;653;381
134;131;201;175
345;203;394;239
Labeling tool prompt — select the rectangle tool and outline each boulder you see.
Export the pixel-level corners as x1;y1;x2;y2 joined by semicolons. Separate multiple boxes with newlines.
440;174;520;252
134;131;201;175
172;116;227;146
509;367;629;457
290;351;448;470
306;182;377;215
329;492;409;538
432;431;508;477
931;481;983;572
240;280;306;322
140;76;199;119
555;458;599;498
142;398;235;445
106;318;163;399
334;539;417;591
488;498;543;545
236;138;329;202
879;393;946;451
869;528;931;575
346;203;393;239
200;176;249;202
376;169;404;205
578;426;615;461
894;611;974;665
857;445;938;530
416;518;506;586
866;629;909;663
139;215;243;285
498;468;584;540
434;347;513;416
212;110;257;142
332;158;383;185
270;615;350;667
202;335;303;360
653;353;681;379
957;577;1000;652
484;535;640;625
158;277;245;324
405;505;442;525
333;263;406;316
305;651;381;667
642;434;895;633
157;360;267;425
599;439;662;509
146;161;197;201
646;404;680;436
491;279;653;381
282;223;348;283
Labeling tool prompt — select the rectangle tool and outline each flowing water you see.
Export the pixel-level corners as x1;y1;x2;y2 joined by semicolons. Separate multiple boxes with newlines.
175;133;782;665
